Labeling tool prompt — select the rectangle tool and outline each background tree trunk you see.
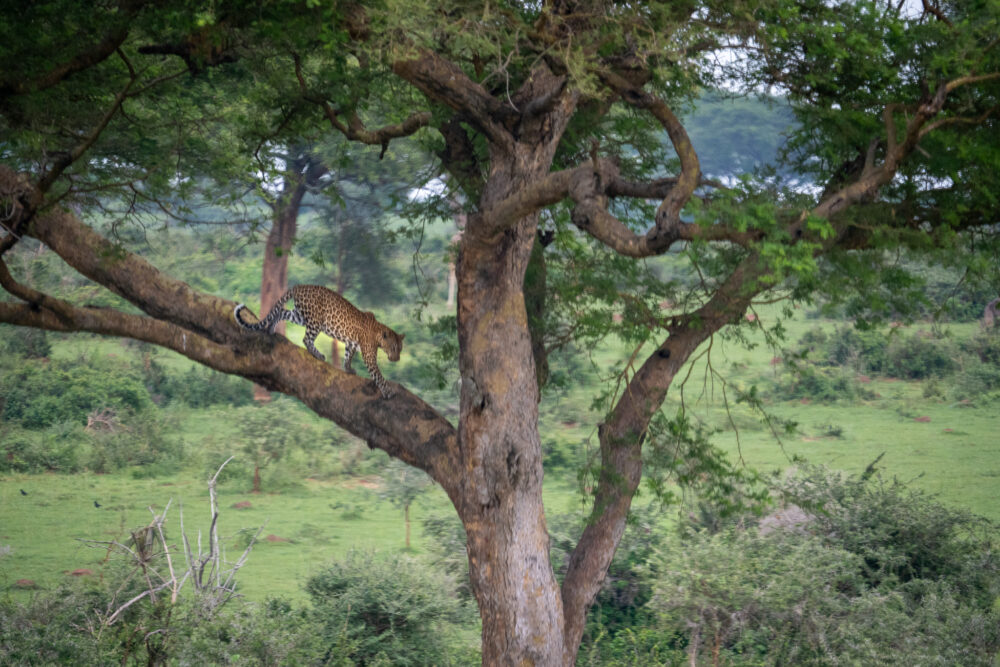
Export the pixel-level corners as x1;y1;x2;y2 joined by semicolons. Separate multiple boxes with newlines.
253;153;328;400
253;193;301;401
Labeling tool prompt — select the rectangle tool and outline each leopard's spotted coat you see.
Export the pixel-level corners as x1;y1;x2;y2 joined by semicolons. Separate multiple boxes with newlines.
235;284;404;398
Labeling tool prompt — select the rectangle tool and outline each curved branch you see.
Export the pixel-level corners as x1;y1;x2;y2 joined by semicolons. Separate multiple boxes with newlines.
480;158;749;250
597;70;702;233
560;256;766;660
35;49;137;196
561;70;995;656
392;47;515;150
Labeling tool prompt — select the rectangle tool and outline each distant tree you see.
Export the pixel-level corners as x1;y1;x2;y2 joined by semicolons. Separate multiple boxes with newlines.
251;145;329;399
235;404;309;494
379;458;432;549
2;2;998;664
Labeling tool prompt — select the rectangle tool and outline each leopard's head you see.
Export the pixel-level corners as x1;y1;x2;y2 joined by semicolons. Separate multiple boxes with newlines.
382;329;404;361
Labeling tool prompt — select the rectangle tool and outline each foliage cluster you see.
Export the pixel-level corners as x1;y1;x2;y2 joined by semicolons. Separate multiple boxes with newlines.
305;550;477;666
0;333;257;473
0;548;476;666
580;465;1000;666
771;325;1000;402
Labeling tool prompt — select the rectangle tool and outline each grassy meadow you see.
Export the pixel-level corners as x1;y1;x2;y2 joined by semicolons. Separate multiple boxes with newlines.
2;309;998;605
1;217;998;666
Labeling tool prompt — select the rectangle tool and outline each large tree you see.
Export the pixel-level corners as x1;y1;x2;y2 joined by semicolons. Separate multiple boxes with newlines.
1;1;998;664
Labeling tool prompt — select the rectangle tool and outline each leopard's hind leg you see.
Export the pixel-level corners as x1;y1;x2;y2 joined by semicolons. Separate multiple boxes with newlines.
302;324;326;361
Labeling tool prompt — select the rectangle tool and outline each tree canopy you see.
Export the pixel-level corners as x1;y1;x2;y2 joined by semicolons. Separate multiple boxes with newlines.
1;1;998;664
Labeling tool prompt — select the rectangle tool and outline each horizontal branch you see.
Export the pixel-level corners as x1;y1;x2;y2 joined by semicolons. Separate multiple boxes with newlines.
479;158;749;252
0;291;462;498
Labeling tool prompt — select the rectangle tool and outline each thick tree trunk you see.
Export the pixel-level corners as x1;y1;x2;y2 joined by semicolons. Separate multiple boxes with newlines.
455;150;565;665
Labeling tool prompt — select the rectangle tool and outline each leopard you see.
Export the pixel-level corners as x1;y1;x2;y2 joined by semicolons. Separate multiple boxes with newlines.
234;284;404;398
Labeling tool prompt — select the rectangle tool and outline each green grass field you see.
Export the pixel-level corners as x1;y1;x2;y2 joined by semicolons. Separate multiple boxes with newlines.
2;312;998;605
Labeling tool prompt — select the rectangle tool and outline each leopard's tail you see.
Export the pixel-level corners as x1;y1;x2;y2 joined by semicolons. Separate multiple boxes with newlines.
234;288;295;332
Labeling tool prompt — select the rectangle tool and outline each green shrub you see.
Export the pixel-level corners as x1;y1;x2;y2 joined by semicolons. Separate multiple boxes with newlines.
85;410;183;473
822;326;890;371
144;363;253;408
0;326;52;359
0;582;325;666
884;333;958;379
0;422;84;472
306;550;477;666
649;527;999;666
794;326;964;380
0;583;109;665
964;329;1000;366
582;465;1000;666
951;364;1000;402
771;363;869;402
0;357;151;429
778;465;999;598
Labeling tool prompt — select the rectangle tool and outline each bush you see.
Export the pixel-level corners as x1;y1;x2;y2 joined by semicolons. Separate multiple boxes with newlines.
582;465;1000;666
0;357;151;429
0;422;84;472
0;326;52;359
822;326;890;371
951;365;1000;403
771;363;870;402
648;528;999;666
964;329;1000;366
794;326;963;380
777;465;999;598
306;550;477;666
884;332;958;379
85;410;183;473
0;582;325;666
158;365;254;408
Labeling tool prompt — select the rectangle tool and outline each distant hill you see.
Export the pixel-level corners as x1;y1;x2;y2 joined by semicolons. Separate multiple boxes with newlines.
681;91;798;181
